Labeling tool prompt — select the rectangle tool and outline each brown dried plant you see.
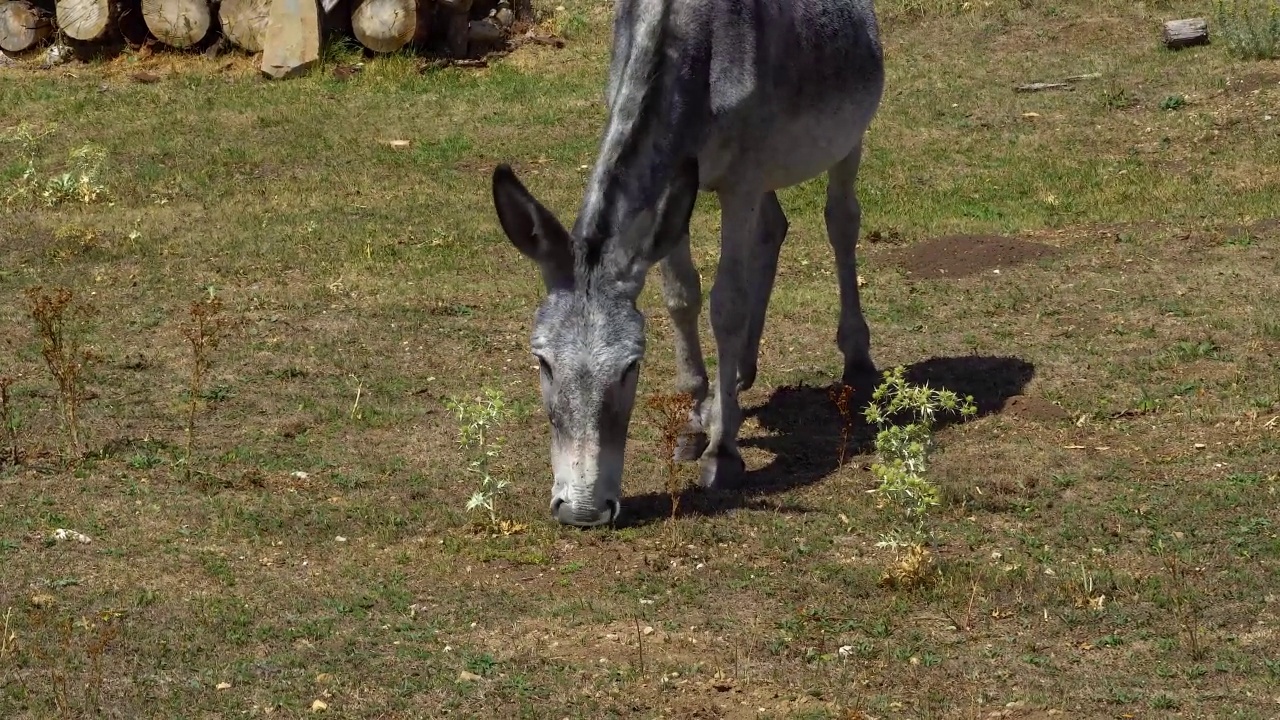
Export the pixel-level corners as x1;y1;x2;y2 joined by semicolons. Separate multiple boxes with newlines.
0;376;18;465
828;382;855;467
25;286;97;463
179;293;227;481
645;391;695;521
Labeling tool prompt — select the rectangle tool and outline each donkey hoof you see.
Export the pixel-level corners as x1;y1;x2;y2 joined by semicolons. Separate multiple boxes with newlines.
736;365;758;393
697;449;745;490
841;362;881;405
673;429;708;463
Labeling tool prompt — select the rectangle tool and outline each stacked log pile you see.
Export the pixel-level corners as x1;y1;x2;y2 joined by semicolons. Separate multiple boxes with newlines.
0;0;535;75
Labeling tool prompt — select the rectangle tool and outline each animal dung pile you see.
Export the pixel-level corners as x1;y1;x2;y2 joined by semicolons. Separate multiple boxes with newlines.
0;0;534;76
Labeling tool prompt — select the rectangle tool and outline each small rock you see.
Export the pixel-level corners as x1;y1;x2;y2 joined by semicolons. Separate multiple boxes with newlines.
30;594;56;609
132;71;161;84
310;699;328;712
52;529;91;544
216;681;232;690
457;670;483;683
42;43;71;68
642;626;654;636
0;51;18;67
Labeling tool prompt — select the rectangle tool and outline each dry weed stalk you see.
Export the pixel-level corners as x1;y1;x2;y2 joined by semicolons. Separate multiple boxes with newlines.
828;382;855;467
179;293;227;481
0;376;18;465
26;606;119;716
1157;541;1206;661
645;391;695;521
25;286;96;462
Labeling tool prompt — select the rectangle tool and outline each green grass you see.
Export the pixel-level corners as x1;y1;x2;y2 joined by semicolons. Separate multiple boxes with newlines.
2;0;1280;717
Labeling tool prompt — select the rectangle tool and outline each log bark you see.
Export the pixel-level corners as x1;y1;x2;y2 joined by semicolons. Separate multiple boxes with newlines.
438;0;469;57
55;0;115;41
351;0;429;53
218;0;269;52
0;0;54;52
1162;17;1209;49
141;0;213;47
260;0;319;79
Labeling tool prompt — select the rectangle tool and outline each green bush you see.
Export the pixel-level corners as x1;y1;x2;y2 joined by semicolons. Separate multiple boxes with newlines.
1214;0;1280;60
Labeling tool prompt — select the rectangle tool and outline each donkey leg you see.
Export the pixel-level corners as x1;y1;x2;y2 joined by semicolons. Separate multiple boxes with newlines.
699;189;763;489
737;190;788;393
658;234;710;462
825;144;877;390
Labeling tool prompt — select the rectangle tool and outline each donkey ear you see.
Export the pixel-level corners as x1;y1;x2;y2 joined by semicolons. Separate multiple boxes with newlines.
492;164;574;289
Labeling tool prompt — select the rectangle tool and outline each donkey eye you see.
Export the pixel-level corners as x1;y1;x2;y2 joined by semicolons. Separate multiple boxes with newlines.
621;359;640;382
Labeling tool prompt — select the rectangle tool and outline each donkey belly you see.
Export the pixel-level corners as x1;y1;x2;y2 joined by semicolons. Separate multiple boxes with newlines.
698;103;875;194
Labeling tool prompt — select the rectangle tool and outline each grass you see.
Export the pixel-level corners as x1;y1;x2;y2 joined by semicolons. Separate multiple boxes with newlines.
2;0;1280;717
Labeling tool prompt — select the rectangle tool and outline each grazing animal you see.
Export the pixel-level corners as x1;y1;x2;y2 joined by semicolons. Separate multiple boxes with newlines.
490;0;885;527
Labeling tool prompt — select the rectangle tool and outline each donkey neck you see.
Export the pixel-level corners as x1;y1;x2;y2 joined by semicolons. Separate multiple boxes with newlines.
570;0;707;253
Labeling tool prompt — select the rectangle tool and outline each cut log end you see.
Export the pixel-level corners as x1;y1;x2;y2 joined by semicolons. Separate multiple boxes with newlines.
260;0;320;79
218;0;270;53
142;0;213;48
351;0;429;53
1162;17;1209;50
55;0;115;41
0;0;54;53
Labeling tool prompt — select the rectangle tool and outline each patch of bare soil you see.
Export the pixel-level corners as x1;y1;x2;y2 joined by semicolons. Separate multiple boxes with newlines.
1225;71;1280;95
893;234;1061;279
1000;394;1070;423
1250;217;1280;239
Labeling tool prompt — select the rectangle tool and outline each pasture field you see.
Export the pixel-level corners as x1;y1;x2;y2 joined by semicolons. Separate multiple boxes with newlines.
2;0;1279;717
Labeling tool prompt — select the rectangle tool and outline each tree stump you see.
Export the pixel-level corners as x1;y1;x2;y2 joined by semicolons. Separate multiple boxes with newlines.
351;0;430;53
218;0;269;52
1162;17;1209;50
0;0;54;52
142;0;214;47
55;0;115;41
260;0;320;79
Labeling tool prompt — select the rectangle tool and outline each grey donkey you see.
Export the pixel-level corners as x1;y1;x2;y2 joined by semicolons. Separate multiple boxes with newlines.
490;0;885;527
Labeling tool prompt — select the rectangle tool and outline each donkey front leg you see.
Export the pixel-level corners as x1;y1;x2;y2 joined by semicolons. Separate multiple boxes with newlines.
699;189;763;489
658;234;710;463
826;145;877;390
737;191;788;393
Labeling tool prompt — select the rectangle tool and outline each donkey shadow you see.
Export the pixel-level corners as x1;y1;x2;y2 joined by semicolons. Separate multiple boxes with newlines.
620;354;1035;527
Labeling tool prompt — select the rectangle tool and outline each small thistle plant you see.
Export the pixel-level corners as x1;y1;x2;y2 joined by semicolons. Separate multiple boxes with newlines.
863;366;976;583
447;388;518;531
1;125;107;207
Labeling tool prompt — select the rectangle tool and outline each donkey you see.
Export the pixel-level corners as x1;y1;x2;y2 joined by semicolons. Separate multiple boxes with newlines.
490;0;885;527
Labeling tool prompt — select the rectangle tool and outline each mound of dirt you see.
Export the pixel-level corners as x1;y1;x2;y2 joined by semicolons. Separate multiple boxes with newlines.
1000;394;1070;423
892;234;1060;279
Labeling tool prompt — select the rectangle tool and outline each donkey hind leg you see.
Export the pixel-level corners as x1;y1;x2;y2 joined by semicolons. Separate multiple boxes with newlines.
658;233;711;463
698;189;765;489
825;144;877;390
737;191;788;393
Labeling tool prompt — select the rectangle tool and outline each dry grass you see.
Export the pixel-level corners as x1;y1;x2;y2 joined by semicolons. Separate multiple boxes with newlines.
1;0;1279;717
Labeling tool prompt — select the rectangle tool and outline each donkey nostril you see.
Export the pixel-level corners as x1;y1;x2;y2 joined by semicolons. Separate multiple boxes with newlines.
550;498;565;517
604;499;620;522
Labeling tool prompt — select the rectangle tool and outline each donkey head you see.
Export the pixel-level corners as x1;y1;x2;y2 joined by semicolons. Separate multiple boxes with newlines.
491;163;695;527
